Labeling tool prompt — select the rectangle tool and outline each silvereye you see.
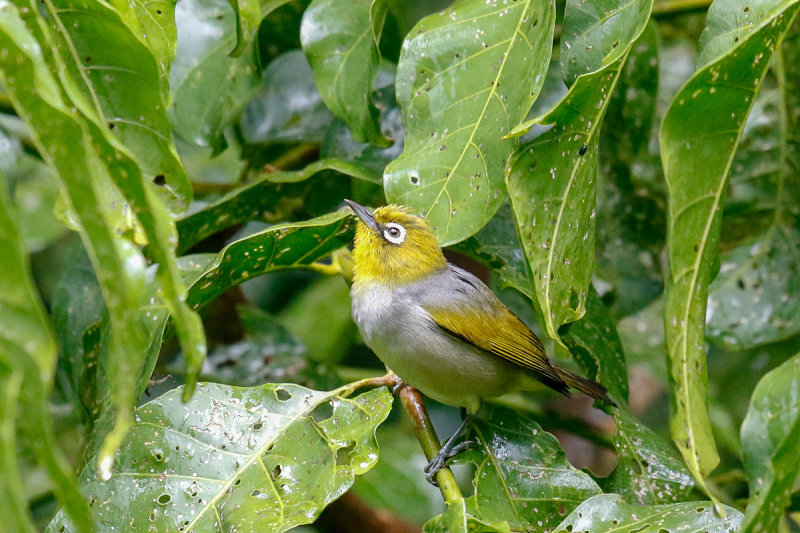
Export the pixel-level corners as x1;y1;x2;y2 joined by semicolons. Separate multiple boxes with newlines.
345;200;615;481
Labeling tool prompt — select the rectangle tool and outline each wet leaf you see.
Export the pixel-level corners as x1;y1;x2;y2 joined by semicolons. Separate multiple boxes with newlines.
507;0;652;343
186;210;355;309
659;0;800;497
170;0;261;147
241;50;335;145
740;351;800;532
707;227;800;349
48;382;393;532
177;159;373;252
301;0;390;146
0;0;153;479
110;0;179;80
384;0;556;245
457;405;603;532
40;0;191;212
562;289;695;505
0;170;91;531
554;493;743;532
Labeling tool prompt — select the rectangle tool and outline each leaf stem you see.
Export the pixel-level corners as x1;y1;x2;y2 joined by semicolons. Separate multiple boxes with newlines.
397;386;463;504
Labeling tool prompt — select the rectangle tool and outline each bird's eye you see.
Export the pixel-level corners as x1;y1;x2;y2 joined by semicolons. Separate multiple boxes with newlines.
383;223;406;244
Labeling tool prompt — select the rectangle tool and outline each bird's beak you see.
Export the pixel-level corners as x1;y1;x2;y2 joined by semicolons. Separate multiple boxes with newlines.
344;199;379;233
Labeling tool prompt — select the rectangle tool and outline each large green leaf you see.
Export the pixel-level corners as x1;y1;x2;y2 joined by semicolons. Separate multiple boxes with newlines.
506;0;653;344
0;171;91;531
659;0;800;497
35;0;191;212
554;494;743;532
177;159;374;252
48;382;393;532
453;406;603;532
740;351;800;532
562;289;695;505
301;0;390;146
186;210;355;308
169;0;261;147
0;0;153;480
0;360;34;533
384;0;556;245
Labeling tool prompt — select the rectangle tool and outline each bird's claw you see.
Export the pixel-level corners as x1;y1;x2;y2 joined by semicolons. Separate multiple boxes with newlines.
423;440;476;485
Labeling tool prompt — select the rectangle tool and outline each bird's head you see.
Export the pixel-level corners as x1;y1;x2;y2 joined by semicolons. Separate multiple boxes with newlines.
345;199;446;287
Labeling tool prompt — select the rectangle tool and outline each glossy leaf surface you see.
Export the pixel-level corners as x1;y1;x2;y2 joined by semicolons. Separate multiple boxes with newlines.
555;494;743;532
384;0;556;245
457;406;602;531
507;0;652;343
170;0;261;147
659;0;800;494
110;0;179;80
301;0;389;145
48;382;393;532
740;351;800;532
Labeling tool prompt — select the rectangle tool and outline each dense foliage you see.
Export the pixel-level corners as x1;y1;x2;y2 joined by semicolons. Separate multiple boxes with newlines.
0;0;799;530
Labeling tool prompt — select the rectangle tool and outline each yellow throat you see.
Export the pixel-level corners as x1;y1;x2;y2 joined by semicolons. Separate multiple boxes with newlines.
348;201;447;287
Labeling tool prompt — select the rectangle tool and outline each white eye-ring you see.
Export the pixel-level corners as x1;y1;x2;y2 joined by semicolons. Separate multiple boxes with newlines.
383;222;406;244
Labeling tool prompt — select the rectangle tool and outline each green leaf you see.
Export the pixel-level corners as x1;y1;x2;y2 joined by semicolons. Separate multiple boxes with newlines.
659;0;800;497
561;289;695;505
108;0;179;81
186;210;356;309
560;0;653;85
227;0;261;57
0;361;35;533
740;351;800;532
0;0;152;482
0;169;91;531
384;0;556;245
301;0;390;146
170;0;261;147
48;382;393;532
554;494;743;532
241;50;335;145
506;0;653;344
39;0;191;212
457;405;603;532
707;227;800;349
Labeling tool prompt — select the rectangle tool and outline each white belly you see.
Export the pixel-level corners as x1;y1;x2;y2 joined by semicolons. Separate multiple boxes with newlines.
351;283;521;413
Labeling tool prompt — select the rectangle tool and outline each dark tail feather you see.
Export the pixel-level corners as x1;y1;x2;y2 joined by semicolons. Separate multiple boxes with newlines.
554;367;617;407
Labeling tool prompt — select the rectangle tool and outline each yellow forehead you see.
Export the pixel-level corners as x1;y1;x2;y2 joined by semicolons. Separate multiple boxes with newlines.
372;205;429;230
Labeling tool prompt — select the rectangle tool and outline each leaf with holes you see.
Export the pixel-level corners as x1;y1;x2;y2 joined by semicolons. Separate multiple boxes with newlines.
47;382;393;532
506;0;653;344
301;0;389;146
740;351;800;532
453;405;602;531
554;494;743;532
659;0;800;499
384;0;556;245
177;161;372;252
561;289;695;505
110;0;179;80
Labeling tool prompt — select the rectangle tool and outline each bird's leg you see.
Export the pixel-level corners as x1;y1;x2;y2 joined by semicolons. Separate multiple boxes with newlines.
424;414;475;484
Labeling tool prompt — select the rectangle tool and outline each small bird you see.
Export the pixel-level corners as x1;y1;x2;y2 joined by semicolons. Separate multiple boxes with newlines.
345;200;615;481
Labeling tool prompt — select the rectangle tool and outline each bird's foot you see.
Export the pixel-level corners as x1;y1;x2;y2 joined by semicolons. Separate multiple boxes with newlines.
424;440;475;485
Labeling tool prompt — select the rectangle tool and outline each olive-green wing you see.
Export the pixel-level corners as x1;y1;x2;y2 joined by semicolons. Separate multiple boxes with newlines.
423;303;568;394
